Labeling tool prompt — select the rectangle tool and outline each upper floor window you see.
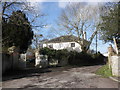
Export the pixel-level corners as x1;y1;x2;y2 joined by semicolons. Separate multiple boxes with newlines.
71;43;75;47
48;44;53;48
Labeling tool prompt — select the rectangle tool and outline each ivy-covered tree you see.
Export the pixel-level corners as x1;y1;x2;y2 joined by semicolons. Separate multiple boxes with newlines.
2;10;33;53
99;2;120;43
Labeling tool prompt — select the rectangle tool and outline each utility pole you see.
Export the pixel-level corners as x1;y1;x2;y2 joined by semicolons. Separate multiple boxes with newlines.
96;31;98;54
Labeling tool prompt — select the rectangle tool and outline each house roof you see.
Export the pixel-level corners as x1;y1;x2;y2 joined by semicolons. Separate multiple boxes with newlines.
44;35;89;43
40;39;49;43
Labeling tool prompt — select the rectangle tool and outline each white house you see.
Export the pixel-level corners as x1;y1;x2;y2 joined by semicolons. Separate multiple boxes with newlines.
42;35;89;52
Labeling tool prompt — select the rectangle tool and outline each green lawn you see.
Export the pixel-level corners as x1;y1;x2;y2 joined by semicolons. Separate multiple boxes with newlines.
95;64;112;77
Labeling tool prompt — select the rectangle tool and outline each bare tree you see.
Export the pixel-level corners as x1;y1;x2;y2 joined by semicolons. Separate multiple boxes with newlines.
32;33;43;49
58;3;101;52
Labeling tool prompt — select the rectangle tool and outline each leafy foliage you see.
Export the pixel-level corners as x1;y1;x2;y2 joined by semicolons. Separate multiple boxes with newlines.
2;10;33;53
68;51;106;66
40;48;106;66
99;2;120;43
40;47;69;63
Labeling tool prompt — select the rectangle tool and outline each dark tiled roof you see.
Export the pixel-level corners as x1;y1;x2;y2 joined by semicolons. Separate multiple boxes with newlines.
40;39;48;43
45;35;87;43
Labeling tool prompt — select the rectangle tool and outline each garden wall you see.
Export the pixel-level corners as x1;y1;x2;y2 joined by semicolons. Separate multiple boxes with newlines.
108;45;120;76
2;53;26;74
110;56;120;76
2;53;12;74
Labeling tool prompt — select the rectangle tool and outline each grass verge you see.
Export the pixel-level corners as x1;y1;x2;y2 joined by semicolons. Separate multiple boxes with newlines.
95;64;112;77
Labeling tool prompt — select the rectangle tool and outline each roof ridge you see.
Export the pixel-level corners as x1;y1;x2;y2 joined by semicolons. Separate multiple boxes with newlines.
45;35;79;43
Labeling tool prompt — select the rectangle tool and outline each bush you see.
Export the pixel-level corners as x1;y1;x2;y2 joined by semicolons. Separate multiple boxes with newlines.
40;48;69;66
92;52;107;65
40;48;106;67
40;47;56;62
68;51;94;66
55;49;69;60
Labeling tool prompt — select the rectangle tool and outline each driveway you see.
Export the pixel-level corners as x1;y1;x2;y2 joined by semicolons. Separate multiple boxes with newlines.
2;65;118;88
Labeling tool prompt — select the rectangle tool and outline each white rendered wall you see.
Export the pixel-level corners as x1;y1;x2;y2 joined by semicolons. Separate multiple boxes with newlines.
110;56;120;76
43;42;82;52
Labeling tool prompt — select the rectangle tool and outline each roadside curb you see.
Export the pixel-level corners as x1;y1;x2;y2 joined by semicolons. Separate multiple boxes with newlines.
109;76;120;82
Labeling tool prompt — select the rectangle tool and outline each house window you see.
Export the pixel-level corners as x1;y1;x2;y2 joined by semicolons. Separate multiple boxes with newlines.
71;43;75;47
48;45;53;48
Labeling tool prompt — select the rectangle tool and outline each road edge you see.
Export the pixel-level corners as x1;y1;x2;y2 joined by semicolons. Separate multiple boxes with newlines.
109;76;120;82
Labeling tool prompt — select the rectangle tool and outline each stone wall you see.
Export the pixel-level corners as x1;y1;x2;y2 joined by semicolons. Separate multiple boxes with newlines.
2;53;12;73
108;45;120;76
2;53;20;73
2;53;26;74
110;56;120;76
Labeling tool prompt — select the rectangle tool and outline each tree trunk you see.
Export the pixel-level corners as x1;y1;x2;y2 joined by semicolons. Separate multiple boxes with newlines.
78;40;89;53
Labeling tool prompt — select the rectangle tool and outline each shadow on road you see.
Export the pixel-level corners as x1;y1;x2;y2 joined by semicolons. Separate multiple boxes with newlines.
2;65;102;82
2;68;52;81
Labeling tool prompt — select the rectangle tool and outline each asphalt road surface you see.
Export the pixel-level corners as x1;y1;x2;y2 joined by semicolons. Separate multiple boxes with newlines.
2;65;119;88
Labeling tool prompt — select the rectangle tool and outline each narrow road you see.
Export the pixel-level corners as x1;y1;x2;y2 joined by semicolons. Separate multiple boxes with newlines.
2;65;118;88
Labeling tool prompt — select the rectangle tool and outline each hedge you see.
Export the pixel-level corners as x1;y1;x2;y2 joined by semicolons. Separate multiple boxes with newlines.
39;47;106;66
